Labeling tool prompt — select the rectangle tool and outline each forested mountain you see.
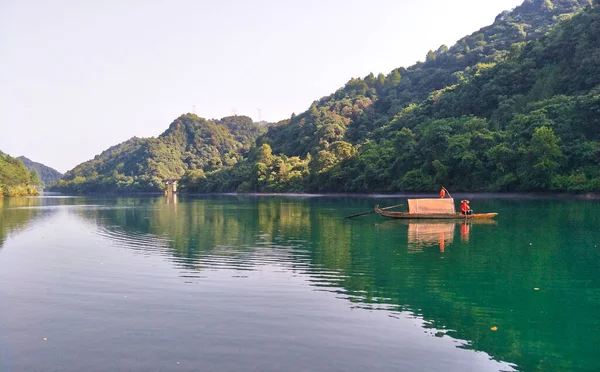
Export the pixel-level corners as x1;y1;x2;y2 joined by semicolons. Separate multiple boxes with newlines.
58;0;599;194
0;151;40;197
181;0;599;193
17;156;62;186
53;115;266;192
266;0;592;155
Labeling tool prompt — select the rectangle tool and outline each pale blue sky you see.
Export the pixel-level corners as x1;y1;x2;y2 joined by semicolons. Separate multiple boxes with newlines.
0;0;522;172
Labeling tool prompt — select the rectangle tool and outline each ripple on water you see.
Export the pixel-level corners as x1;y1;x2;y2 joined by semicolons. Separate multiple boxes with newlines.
96;226;173;256
94;227;317;275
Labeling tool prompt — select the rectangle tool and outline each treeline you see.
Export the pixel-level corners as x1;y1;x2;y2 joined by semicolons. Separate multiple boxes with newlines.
0;152;40;197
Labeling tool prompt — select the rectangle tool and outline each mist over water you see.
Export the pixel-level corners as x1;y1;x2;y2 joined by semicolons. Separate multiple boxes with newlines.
1;195;599;371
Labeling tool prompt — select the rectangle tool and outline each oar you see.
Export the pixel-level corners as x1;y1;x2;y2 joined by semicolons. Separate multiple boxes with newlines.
344;204;403;219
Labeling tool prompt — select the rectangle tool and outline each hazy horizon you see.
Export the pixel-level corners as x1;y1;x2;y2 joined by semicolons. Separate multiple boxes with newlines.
1;0;523;173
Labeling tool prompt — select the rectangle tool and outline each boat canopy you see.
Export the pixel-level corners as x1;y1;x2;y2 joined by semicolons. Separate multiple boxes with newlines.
407;198;456;214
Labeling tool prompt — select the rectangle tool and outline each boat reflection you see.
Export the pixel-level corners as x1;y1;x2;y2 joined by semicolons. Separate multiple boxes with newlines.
400;219;497;252
407;221;455;252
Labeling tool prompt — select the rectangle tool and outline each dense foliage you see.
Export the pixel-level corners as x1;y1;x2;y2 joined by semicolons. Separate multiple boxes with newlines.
53;115;267;192
0;151;40;197
18;156;63;187
58;0;599;194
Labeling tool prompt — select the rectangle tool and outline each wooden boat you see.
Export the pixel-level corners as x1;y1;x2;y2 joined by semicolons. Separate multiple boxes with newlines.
374;197;497;220
375;207;498;220
376;216;499;225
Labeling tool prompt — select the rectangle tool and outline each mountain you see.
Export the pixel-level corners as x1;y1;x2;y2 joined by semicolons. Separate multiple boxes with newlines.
368;1;600;192
54;115;266;192
0;151;40;197
59;0;599;194
182;0;599;193
266;0;592;156
17;156;63;187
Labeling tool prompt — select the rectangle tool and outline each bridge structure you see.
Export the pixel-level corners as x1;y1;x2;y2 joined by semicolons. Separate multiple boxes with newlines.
163;178;179;194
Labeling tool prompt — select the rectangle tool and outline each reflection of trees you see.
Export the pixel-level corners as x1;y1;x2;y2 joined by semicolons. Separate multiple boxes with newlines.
0;197;43;248
77;196;314;271
78;196;600;372
1;196;91;248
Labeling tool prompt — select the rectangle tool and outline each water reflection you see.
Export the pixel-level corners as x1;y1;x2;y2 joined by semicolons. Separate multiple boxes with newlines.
78;197;315;274
374;218;497;252
407;222;455;252
0;197;51;248
16;195;600;372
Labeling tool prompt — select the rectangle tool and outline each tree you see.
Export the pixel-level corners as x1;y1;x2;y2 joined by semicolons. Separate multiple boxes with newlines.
521;126;563;189
426;50;437;63
29;170;41;186
388;69;401;87
256;144;273;166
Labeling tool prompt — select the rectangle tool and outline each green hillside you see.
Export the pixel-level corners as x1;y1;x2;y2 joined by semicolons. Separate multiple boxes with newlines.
266;0;592;155
182;0;599;193
53;115;266;192
0;151;40;197
18;156;63;187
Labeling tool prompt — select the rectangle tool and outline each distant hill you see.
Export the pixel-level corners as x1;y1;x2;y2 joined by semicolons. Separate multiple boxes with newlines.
18;156;63;186
53;115;266;192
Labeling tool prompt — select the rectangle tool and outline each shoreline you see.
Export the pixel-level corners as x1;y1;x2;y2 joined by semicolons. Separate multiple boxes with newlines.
33;191;600;200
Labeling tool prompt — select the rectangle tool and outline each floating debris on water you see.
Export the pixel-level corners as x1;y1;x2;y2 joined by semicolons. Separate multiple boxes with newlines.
491;326;498;331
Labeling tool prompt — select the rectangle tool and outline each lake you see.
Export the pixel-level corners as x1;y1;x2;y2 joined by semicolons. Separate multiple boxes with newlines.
1;195;599;371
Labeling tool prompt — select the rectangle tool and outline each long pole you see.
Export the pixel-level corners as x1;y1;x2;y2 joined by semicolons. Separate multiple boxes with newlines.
344;204;403;219
442;187;452;198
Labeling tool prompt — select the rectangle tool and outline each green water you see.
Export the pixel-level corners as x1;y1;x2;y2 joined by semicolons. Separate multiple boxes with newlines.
0;195;599;371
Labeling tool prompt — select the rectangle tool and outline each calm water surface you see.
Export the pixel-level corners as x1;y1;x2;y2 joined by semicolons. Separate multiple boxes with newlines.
0;195;599;371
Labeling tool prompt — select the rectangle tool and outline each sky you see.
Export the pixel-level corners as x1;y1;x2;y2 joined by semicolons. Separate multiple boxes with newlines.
0;0;523;173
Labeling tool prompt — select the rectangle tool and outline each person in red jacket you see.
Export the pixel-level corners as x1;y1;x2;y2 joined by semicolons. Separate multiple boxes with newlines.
460;200;472;215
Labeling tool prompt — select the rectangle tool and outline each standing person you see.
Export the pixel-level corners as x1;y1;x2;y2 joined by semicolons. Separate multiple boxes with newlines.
440;187;452;198
460;200;472;215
